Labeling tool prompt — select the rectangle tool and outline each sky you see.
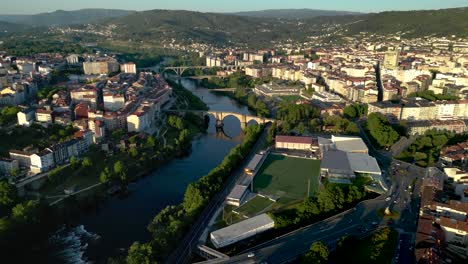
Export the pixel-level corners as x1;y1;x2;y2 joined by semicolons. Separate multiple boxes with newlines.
1;0;467;14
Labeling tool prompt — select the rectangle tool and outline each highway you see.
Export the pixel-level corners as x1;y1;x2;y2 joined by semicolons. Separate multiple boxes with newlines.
205;196;390;264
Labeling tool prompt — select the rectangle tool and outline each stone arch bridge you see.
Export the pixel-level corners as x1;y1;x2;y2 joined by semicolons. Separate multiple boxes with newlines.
165;110;276;130
161;65;246;77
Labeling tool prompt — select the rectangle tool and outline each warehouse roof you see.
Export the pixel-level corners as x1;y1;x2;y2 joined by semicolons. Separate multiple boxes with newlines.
210;214;274;247
321;150;353;172
332;136;368;153
227;185;248;201
347;153;381;175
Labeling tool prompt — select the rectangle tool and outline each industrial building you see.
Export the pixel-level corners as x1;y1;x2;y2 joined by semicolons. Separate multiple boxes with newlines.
210;213;275;248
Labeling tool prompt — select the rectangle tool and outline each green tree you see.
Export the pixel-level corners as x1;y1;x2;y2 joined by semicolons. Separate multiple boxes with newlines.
146;136;156;148
297;122;306;134
301;241;329;264
183;184;206;214
11;200;40;225
0;181;18;208
129;147;139;158
114;161;127;183
127;242;156;264
344;105;357;119
100;167;111;184
168;115;184;130
70;156;79;169
82;157;92;168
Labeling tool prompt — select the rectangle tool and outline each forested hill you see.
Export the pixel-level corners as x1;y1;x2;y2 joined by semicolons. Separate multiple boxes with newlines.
232;9;361;19
344;7;468;37
0;21;29;34
101;7;468;47
0;9;134;26
103;9;319;46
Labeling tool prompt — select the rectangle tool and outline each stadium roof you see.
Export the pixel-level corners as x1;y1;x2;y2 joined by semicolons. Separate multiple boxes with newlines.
246;154;264;171
347;152;381;175
332;136;368;153
227;185;248;201
321;150;353;173
210;214;274;248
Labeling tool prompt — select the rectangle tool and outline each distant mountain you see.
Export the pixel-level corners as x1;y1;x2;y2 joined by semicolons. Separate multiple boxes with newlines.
232;9;361;19
343;7;468;37
103;9;315;46
103;8;468;47
0;9;134;26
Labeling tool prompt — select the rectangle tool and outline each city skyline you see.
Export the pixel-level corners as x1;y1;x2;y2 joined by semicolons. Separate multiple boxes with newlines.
0;0;467;14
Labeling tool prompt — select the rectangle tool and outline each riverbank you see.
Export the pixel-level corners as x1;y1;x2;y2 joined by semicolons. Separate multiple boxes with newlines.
124;124;264;263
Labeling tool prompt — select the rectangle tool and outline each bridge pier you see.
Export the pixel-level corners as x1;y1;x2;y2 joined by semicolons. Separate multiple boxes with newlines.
240;122;247;130
215;119;224;130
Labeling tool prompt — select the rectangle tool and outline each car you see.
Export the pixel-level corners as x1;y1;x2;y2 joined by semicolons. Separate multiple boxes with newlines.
385;197;391;201
247;252;255;258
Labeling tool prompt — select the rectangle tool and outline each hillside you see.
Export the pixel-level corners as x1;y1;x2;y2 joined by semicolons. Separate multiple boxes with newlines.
344;7;468;37
0;21;29;33
233;9;361;19
0;9;134;26
104;9;320;46
101;7;468;47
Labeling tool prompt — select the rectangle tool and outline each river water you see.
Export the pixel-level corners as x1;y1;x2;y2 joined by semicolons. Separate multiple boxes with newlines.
49;78;253;263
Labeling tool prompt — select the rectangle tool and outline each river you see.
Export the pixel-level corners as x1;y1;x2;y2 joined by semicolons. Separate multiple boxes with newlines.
49;78;253;263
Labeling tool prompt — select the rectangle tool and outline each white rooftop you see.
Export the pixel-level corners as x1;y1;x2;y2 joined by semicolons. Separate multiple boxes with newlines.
210;214;274;248
332;135;368;153
347;152;381;175
227;185;248;200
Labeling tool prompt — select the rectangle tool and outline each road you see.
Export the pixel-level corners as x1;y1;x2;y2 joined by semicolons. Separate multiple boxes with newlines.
166;124;270;264
203;196;390;264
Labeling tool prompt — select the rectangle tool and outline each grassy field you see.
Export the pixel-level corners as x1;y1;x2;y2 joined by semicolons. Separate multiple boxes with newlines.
253;154;321;200
236;195;274;217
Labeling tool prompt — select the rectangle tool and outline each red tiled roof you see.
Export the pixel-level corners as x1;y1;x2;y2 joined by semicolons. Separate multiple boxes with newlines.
275;135;314;144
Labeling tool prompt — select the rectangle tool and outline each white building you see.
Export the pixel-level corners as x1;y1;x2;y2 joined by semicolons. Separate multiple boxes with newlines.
103;94;125;111
17;108;36;126
30;149;54;174
127;105;153;132
120;63;137;74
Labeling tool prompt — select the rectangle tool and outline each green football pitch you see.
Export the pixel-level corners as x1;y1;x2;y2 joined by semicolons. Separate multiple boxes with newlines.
235;196;274;217
253;154;321;200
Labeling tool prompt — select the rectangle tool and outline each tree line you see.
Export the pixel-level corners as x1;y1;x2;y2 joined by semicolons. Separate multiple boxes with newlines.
124;125;264;263
269;175;373;231
365;113;400;148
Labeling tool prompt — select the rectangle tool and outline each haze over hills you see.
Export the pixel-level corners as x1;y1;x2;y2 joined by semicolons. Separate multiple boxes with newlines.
232;9;362;19
99;7;468;47
0;7;467;46
343;7;468;37
0;9;134;26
